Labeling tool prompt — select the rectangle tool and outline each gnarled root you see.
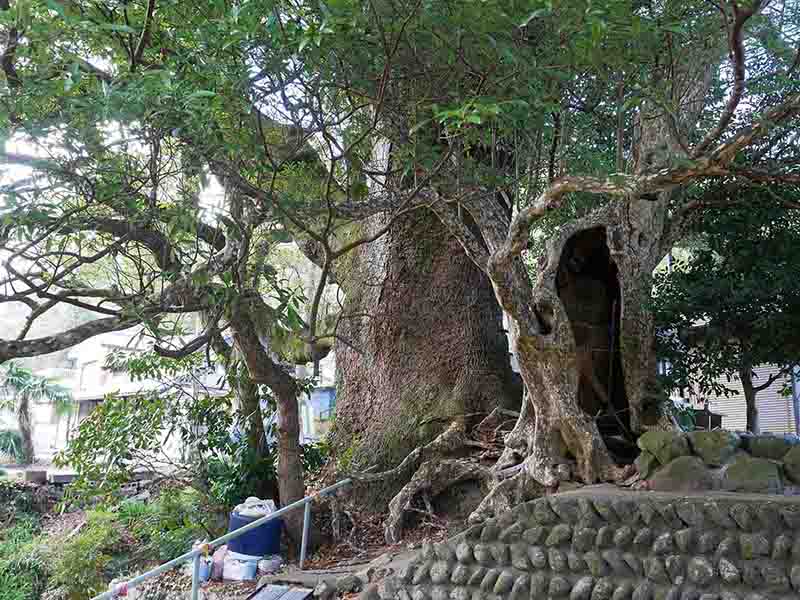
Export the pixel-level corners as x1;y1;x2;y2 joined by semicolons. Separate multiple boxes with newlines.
351;420;468;487
468;385;634;524
354;411;518;543
384;458;490;543
468;468;545;524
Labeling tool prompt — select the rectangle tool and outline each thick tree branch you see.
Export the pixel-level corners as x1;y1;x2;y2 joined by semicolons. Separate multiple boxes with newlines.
153;332;212;359
753;370;784;392
491;91;800;273
229;294;296;393
692;1;761;158
0;316;139;364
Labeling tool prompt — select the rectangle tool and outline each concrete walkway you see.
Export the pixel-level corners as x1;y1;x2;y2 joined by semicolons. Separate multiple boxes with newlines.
254;548;420;598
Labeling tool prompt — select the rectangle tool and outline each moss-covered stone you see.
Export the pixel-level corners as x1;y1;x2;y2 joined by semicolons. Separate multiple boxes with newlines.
635;450;658;478
648;456;714;492
746;434;800;461
688;430;741;466
722;454;784;494
637;431;690;466
783;445;800;483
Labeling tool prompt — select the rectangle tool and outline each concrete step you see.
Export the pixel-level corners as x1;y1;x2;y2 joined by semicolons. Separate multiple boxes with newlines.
250;585;312;600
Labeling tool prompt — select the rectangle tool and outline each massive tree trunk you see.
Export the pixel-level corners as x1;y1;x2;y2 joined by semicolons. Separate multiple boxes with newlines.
456;63;718;522
332;210;521;489
272;380;306;551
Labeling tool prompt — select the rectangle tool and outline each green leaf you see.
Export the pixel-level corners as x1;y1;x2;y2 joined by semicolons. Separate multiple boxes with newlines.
519;8;551;27
46;0;65;17
100;23;137;33
187;90;217;99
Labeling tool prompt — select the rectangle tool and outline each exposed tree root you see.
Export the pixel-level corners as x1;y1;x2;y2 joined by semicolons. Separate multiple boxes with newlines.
384;458;490;543
351;420;469;486
469;469;547;524
355;396;636;540
347;410;520;543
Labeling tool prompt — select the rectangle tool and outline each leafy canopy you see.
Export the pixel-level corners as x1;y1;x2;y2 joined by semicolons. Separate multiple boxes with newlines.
653;185;800;399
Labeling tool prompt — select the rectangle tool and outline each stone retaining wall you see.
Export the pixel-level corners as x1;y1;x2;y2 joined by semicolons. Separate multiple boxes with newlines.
637;431;800;494
363;487;800;600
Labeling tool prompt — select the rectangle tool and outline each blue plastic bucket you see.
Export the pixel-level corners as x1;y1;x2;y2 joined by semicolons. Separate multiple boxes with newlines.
226;511;282;556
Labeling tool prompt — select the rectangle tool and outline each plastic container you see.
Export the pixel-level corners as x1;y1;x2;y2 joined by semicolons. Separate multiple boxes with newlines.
226;511;282;556
198;558;212;583
223;555;258;581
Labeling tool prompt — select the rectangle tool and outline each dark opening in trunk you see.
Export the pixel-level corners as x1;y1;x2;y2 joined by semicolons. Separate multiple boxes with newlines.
556;227;632;457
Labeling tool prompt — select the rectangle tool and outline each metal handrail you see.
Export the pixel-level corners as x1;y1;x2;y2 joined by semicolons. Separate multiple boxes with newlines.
92;478;352;600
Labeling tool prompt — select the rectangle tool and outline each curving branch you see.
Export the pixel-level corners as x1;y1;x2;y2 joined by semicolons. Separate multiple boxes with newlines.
229;294;296;393
490;90;800;274
692;1;762;158
153;332;212;359
0;316;139;364
131;0;156;71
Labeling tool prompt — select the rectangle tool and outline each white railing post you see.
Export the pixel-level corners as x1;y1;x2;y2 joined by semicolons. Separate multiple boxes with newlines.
191;554;200;600
299;500;311;569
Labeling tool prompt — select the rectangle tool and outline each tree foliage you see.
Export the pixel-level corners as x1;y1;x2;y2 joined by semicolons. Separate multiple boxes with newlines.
2;0;800;524
653;186;800;431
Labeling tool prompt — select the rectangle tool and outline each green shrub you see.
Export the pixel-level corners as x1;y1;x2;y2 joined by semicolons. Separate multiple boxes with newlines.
301;439;330;474
0;431;23;464
51;511;121;600
0;515;48;600
0;545;49;600
119;488;208;562
202;440;277;508
0;481;36;523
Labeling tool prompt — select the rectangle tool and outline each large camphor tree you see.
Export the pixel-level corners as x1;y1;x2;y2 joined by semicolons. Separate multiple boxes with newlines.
279;0;800;526
0;0;371;543
1;0;800;534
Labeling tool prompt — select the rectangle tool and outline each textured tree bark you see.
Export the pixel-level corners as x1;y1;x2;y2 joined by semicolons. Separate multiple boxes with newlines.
449;41;725;520
273;381;306;551
332;210;521;490
16;393;34;464
465;200;676;522
229;297;306;548
740;363;760;434
0;317;138;365
494;212;650;477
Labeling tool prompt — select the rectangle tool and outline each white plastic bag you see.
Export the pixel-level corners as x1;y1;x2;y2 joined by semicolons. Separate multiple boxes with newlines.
234;496;276;519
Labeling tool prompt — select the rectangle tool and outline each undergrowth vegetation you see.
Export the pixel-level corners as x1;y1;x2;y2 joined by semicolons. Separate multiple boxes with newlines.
0;485;223;600
117;488;211;562
0;515;48;600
